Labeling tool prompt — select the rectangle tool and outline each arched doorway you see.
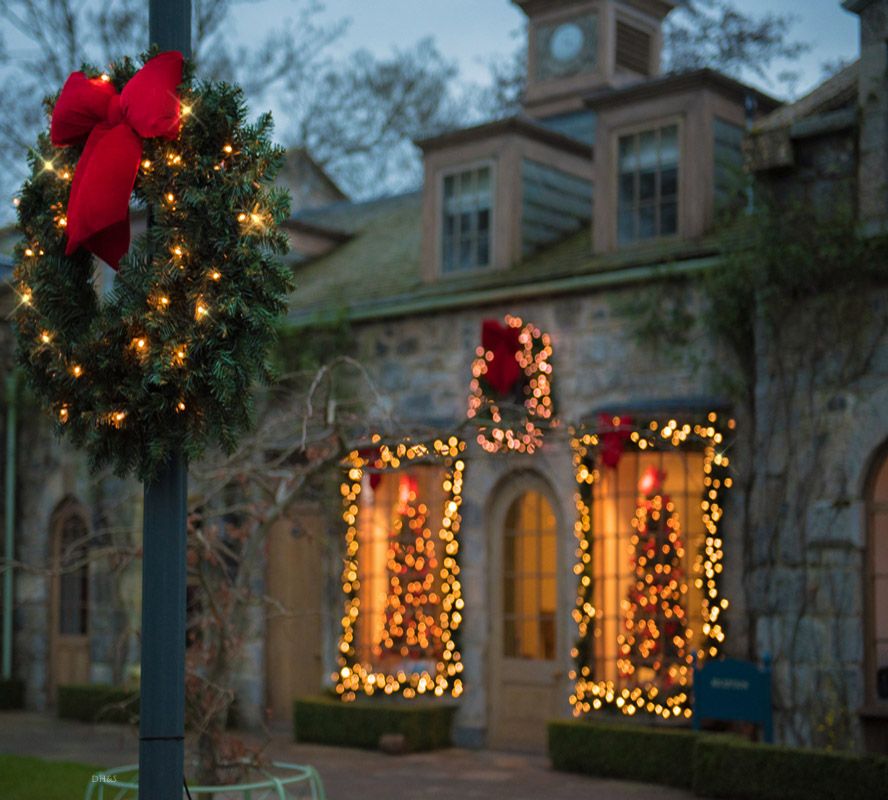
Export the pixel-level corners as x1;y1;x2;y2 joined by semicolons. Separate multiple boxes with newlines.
49;500;91;700
863;449;888;752
488;475;562;749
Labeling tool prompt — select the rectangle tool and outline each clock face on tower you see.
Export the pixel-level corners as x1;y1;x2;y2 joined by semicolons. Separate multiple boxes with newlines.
536;13;598;81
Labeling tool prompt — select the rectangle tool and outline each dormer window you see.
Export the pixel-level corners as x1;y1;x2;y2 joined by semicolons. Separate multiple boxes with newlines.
617;124;678;244
442;164;493;273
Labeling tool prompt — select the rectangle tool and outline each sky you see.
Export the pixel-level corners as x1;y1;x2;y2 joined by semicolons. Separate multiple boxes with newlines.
230;0;860;99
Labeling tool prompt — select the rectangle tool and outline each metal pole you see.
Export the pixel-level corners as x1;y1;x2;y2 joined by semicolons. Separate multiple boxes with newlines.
141;3;190;797
2;370;18;680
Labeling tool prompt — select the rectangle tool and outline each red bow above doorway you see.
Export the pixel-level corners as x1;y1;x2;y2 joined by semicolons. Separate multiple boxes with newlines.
51;51;184;269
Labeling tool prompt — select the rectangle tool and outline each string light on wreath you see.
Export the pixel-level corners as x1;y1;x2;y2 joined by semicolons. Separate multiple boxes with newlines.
567;412;734;721
13;50;293;479
467;314;554;454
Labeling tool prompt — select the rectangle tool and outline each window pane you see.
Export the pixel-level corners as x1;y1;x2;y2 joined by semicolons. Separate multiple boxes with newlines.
661;167;678;199
638;130;658;170
441;166;493;271
502;491;558;661
661;201;678;235
354;467;448;672
618;207;635;244
619;173;636;206
660;125;679;166
619;135;637;171
639;170;656;202
590;450;704;696
639;204;656;238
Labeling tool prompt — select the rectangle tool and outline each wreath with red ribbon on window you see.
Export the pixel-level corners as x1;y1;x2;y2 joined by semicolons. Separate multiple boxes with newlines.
467;315;554;453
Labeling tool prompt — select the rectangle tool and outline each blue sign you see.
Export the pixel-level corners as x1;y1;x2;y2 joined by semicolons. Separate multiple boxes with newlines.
693;656;773;743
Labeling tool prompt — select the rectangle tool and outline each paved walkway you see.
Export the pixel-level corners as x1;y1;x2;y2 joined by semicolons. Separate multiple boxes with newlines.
0;711;700;800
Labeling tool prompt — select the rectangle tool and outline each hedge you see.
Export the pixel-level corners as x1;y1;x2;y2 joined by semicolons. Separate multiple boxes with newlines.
57;684;138;724
693;735;888;800
0;678;25;709
548;719;888;800
548;719;697;789
293;695;456;752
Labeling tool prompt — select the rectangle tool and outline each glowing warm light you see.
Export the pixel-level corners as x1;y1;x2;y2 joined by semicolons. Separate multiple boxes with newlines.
57;216;67;228
181;103;192;116
467;314;554;454
166;192;175;203
177;401;186;412
71;364;83;378
58;407;69;423
568;413;732;722
195;302;208;320
100;73;111;82
210;269;221;281
223;144;233;154
141;159;152;170
336;437;466;702
40;331;51;344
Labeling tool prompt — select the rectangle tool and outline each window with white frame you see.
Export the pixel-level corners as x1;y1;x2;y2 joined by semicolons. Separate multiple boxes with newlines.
442;165;492;273
617;125;679;245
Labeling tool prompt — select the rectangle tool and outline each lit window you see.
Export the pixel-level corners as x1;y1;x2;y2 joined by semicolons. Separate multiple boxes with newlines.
590;451;704;696
617;125;678;244
503;491;558;661
571;415;732;720
442;166;492;272
355;469;447;670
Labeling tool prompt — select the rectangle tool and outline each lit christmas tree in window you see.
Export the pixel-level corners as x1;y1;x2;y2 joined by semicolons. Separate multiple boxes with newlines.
617;466;692;694
376;475;443;661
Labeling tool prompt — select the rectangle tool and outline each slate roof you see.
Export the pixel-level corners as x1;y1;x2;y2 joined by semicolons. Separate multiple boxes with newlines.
752;61;858;133
286;191;722;325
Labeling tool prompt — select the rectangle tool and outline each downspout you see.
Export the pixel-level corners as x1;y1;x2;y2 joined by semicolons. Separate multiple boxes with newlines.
3;369;18;680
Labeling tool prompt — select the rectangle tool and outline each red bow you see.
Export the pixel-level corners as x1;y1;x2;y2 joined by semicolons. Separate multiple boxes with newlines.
51;51;184;270
481;319;523;396
598;413;633;468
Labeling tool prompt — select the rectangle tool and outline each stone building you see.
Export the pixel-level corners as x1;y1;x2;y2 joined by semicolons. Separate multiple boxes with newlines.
2;0;888;759
270;0;888;753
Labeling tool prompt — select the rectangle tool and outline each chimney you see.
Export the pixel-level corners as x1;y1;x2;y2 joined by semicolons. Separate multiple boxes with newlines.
844;0;888;234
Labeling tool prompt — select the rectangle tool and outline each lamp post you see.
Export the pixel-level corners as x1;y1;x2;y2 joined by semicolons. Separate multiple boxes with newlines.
139;2;191;797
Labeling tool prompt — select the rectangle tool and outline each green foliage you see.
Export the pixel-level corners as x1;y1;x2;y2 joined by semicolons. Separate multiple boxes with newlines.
293;695;455;752
57;683;138;724
692;735;888;800
0;677;25;709
548;720;888;799
0;755;103;800
547;719;697;789
703;196;888;399
271;316;354;376
14;52;293;480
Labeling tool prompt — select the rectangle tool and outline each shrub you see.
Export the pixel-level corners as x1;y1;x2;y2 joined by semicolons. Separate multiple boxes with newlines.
57;684;138;724
293;695;456;752
548;719;698;789
0;678;25;709
693;736;888;800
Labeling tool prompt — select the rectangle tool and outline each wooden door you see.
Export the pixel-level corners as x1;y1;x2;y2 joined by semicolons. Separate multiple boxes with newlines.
489;485;562;749
265;506;325;721
49;506;91;699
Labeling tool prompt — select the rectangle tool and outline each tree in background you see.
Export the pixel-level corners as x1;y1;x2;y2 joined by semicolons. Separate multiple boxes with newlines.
0;0;464;213
663;0;810;89
617;466;691;693
376;474;442;662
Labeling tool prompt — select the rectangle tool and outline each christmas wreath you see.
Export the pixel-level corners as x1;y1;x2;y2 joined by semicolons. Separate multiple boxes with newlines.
13;51;292;479
466;315;554;453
